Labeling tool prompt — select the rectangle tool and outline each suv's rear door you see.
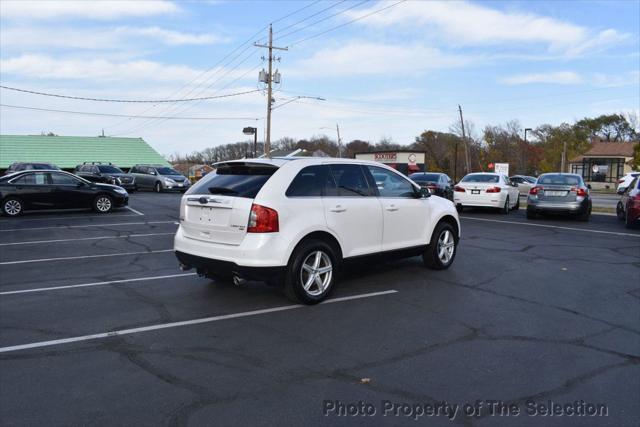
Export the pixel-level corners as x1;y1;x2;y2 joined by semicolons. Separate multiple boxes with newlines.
180;162;277;246
322;163;383;257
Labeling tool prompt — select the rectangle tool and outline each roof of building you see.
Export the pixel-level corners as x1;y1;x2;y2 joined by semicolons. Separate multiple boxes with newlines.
570;140;637;162
0;135;169;169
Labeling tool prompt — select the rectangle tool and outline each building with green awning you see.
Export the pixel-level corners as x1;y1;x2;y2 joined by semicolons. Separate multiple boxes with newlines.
0;134;169;171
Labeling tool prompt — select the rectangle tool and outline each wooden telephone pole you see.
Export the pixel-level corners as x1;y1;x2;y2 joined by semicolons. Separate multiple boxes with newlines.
255;25;287;158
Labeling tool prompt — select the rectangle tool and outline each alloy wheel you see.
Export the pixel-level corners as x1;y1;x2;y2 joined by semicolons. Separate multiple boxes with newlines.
96;197;112;212
299;250;333;296
437;229;455;264
4;199;21;216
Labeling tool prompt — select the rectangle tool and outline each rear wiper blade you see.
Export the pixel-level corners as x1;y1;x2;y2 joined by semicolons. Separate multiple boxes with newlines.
208;187;237;195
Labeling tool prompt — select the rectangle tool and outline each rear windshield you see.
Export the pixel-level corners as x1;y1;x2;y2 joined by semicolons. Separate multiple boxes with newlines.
98;165;123;173
461;174;499;183
31;164;56;170
410;173;440;182
537;174;581;185
187;162;278;198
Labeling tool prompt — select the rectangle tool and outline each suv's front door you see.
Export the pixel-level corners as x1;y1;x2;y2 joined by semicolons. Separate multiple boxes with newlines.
365;165;430;251
322;164;383;257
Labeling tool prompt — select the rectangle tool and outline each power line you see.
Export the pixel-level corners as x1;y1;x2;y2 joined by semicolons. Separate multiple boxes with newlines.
0;85;262;103
0;103;261;120
274;0;369;43
287;0;407;47
273;0;349;39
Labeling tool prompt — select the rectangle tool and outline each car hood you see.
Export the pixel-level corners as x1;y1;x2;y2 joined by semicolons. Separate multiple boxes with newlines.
161;175;188;181
93;183;125;191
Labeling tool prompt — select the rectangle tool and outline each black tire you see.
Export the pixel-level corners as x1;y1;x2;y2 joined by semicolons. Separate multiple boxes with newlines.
577;204;590;222
154;182;162;193
456;204;464;213
513;196;520;211
526;207;537;220
625;209;636;229
2;197;23;217
616;202;625;220
423;221;458;270
501;197;510;214
284;239;337;304
93;194;114;213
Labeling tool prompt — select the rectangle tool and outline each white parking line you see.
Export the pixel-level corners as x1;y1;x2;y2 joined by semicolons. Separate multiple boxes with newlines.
0;290;398;353
0;232;176;246
0;249;174;265
461;216;640;238
0;213;140;222
0;220;176;232
125;206;145;216
0;273;197;295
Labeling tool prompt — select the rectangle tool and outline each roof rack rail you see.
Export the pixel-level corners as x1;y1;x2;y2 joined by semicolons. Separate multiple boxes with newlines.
82;161;113;165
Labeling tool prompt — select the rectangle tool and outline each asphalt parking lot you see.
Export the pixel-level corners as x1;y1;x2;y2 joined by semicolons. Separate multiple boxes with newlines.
1;192;638;426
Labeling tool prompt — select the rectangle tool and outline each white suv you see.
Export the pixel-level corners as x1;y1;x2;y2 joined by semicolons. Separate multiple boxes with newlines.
174;158;460;304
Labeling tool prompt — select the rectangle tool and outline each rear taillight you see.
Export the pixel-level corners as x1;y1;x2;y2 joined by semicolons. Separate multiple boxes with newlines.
427;184;438;190
454;186;466;192
247;204;279;233
617;179;625;184
485;186;501;193
574;187;587;197
529;186;542;195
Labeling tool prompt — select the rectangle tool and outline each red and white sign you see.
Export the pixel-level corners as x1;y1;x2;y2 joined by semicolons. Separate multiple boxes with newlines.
374;153;398;161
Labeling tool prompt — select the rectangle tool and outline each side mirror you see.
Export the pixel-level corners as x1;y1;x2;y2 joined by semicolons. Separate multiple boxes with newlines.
76;182;85;188
417;187;430;198
587;184;592;190
150;171;157;176
617;188;624;195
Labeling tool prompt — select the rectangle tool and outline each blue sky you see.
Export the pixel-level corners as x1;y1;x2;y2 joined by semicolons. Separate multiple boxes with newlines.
1;0;638;155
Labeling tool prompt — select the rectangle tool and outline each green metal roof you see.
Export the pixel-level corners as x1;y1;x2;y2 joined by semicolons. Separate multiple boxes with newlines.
0;135;169;169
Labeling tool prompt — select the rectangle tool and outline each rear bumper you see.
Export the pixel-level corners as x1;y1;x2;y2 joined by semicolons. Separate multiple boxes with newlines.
175;251;284;280
527;198;588;213
454;192;506;208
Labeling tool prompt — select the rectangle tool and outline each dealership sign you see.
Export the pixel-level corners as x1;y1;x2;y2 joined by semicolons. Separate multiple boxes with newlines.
494;163;509;176
374;153;398;162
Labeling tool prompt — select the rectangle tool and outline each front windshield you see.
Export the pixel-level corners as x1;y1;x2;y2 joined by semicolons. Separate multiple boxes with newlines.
98;165;123;174
157;167;181;175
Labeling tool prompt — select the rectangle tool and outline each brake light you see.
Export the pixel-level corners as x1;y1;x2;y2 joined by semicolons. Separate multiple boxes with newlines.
618;179;625;184
247;204;279;233
529;186;542;195
573;187;588;197
427;184;438;189
454;186;466;192
485;186;501;193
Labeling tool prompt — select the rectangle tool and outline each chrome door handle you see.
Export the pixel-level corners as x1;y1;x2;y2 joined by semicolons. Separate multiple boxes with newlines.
329;206;346;213
385;206;399;212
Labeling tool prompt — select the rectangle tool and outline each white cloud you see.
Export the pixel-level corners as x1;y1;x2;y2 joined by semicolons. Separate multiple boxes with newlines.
0;26;225;49
291;42;477;77
347;1;628;56
0;0;179;20
501;71;584;85
0;54;254;83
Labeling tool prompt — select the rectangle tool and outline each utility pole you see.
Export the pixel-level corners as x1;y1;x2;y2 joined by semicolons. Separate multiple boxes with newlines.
561;139;567;172
336;123;342;158
255;24;287;158
458;105;471;174
524;128;532;174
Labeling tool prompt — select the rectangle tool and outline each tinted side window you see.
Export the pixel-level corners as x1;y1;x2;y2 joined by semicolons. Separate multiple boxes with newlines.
50;173;80;185
366;166;416;198
286;165;331;197
328;164;372;197
12;172;48;185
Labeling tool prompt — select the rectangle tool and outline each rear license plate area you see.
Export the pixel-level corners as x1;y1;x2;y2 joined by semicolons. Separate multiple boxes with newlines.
471;190;480;194
545;191;567;197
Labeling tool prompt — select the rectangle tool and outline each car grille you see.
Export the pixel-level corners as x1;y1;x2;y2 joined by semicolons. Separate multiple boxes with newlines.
120;177;133;184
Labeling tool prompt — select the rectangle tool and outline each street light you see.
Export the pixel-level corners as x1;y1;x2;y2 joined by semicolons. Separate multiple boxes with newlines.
243;127;257;158
524;128;533;174
319;124;342;158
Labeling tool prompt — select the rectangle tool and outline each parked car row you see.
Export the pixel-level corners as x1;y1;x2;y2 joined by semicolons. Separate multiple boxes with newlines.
1;162;190;216
616;175;640;228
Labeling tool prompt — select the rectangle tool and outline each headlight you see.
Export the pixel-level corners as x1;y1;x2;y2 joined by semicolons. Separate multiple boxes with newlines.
164;178;175;184
114;188;128;195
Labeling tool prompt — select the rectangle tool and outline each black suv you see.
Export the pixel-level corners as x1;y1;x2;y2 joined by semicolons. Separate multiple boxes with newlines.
75;162;136;192
5;162;60;175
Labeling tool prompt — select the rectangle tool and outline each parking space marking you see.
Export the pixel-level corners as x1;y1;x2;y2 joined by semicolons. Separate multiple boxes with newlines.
0;232;176;246
0;290;398;353
125;206;145;216
0;220;176;232
0;213;140;222
0;249;173;265
461;216;640;238
0;273;197;295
